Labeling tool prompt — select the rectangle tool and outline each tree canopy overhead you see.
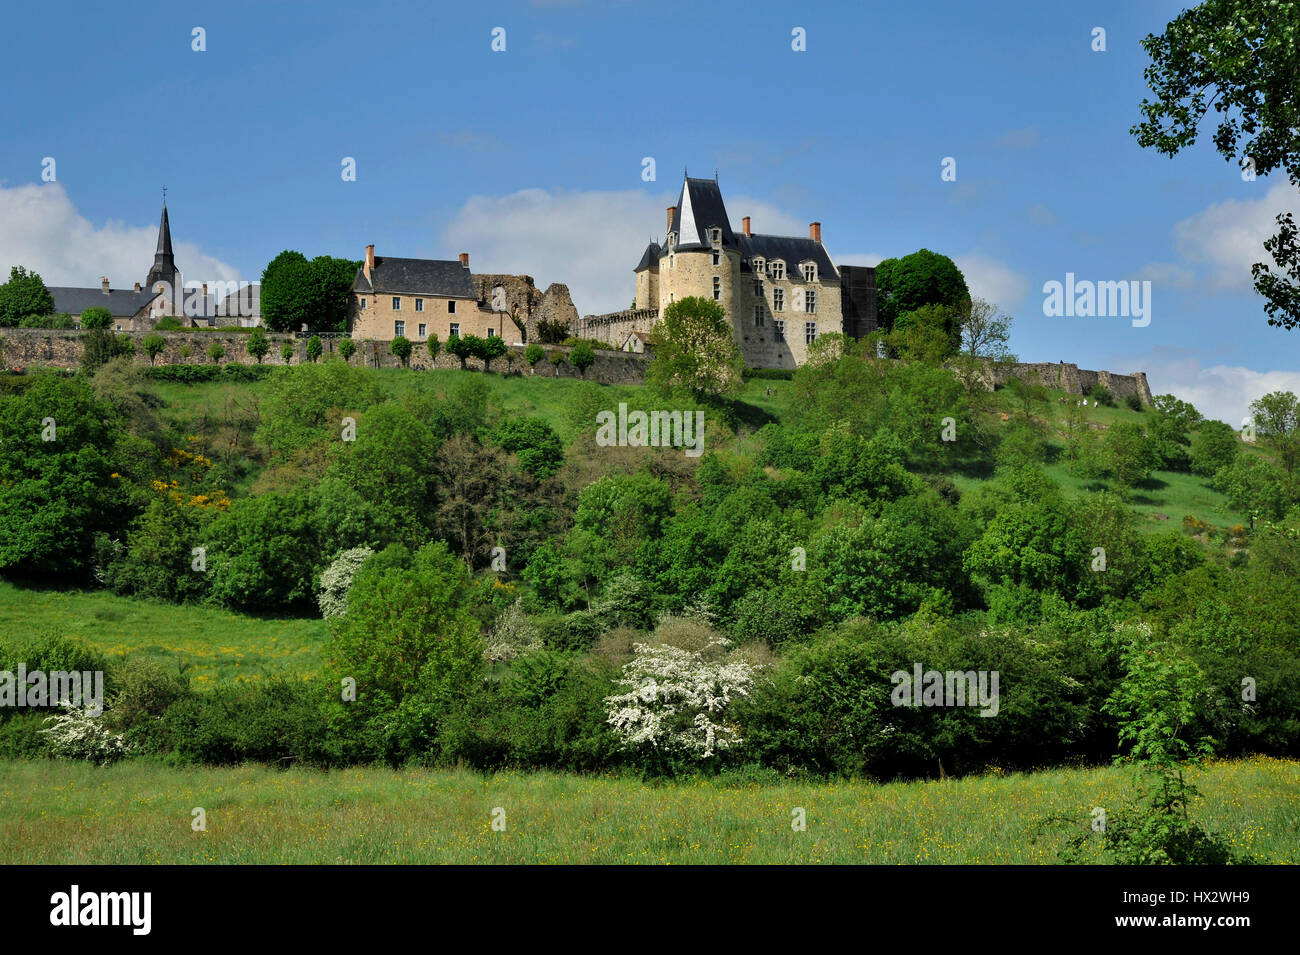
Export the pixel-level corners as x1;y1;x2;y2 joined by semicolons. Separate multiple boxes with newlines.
1132;0;1300;329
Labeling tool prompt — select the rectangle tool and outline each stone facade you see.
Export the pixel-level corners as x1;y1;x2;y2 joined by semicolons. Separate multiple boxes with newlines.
351;289;496;344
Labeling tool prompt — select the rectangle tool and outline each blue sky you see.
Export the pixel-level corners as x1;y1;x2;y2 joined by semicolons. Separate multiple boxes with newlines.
1;0;1297;421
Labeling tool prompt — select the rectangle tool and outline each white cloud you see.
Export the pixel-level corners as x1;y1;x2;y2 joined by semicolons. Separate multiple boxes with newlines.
0;182;240;288
1132;261;1197;288
1170;179;1300;291
954;253;1030;310
440;187;824;315
1140;353;1300;424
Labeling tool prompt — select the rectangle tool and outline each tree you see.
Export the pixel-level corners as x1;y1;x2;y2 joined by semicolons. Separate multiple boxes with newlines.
207;341;225;364
280;342;294;364
79;307;113;330
259;250;314;332
885;304;958;362
247;327;269;364
425;334;441;364
1213;454;1292;528
524;343;545;370
460;334;488;370
1249;390;1300;473
489;417;564;479
1189;420;1240;476
569;342;595;378
646;296;744;400
390;335;412;367
480;334;507;372
309;255;363;333
206;493;322;611
338;338;357;363
1104;421;1161;493
0;266;55;326
0;375;136;578
446;333;472;369
306;335;323;363
82;329;134;372
1132;0;1300;329
873;249;969;330
959;296;1015;361
548;349;565;376
537;319;569;344
142;333;166;365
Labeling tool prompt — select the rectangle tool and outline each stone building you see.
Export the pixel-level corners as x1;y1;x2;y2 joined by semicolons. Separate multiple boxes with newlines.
349;246;578;345
600;173;879;368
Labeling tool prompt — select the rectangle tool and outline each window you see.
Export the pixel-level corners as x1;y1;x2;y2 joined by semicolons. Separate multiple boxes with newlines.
415;299;424;312
712;250;721;266
488;328;495;338
450;322;460;337
806;289;817;314
360;297;367;309
712;277;721;300
753;280;763;296
418;323;427;338
448;300;457;314
753;305;764;327
770;261;785;280
772;288;784;311
710;228;721;245
802;263;817;283
805;321;817;344
752;257;764;275
774;319;785;342
392;297;401;310
394;320;405;337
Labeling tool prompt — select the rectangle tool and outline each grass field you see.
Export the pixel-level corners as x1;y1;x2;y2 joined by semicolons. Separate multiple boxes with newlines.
0;582;326;686
0;756;1293;864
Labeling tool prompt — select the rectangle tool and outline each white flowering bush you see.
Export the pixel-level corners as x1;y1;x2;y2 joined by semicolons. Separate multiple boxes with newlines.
39;706;132;764
484;598;543;663
604;637;755;760
317;546;374;619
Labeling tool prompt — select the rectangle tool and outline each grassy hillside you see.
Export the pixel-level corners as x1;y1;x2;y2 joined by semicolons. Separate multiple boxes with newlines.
0;581;325;686
0;756;1292;864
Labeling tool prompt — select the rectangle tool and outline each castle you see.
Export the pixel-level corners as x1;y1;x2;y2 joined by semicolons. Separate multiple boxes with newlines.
574;173;879;368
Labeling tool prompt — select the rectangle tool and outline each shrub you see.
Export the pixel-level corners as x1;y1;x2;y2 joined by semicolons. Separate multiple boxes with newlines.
280;342;294;364
338;338;357;363
306;335;323;363
79;307;113;330
142;333;166;365
524;343;545;368
247;326;270;363
1088;383;1115;406
1125;392;1143;411
39;707;131;764
390;335;412;366
153;316;184;331
206;341;225;364
569;342;595;377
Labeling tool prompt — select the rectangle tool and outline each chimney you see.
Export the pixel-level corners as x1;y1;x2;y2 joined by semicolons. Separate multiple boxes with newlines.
666;206;676;234
133;282;141;292
101;277;110;294
364;244;375;281
742;216;751;237
459;252;469;269
809;222;822;242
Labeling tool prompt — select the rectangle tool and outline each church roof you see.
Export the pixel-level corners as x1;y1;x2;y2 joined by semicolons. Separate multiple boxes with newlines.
351;257;476;298
49;286;157;318
156;204;174;256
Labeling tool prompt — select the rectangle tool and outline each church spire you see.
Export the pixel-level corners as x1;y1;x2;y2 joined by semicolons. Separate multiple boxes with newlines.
146;197;179;290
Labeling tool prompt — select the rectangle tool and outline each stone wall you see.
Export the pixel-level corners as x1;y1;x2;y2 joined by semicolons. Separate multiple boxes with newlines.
574;307;659;350
469;275;580;344
0;328;1152;402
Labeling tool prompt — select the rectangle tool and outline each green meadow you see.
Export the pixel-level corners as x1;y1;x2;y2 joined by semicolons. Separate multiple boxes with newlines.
0;756;1293;864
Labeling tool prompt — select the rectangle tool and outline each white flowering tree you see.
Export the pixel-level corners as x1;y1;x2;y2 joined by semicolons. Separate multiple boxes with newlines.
484;598;543;663
39;706;131;764
317;546;374;619
604;638;754;762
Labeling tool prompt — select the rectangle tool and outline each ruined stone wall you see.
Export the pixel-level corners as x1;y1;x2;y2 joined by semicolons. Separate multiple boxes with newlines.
574;308;659;349
987;360;1153;404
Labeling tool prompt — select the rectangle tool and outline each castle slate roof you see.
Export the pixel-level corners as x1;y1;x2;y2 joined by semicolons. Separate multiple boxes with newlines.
352;257;476;298
49;286;158;318
669;177;737;250
634;241;662;272
738;234;839;281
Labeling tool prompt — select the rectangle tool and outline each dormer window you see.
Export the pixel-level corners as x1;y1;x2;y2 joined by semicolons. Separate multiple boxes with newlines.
770;260;786;280
752;257;765;275
802;263;818;283
710;228;722;245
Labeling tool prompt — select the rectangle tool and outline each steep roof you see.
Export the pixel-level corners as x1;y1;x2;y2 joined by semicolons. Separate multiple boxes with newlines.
49;286;157;318
352;257;476;298
634;241;661;272
669;177;736;250
739;234;838;281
